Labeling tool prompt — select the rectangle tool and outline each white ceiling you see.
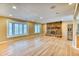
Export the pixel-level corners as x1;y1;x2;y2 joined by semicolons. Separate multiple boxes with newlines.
0;3;75;23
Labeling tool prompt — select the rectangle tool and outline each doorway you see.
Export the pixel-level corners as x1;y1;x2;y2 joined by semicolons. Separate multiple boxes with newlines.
67;24;73;41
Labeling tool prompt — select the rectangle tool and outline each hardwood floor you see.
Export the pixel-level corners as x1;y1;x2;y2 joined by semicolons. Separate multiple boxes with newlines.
0;36;79;56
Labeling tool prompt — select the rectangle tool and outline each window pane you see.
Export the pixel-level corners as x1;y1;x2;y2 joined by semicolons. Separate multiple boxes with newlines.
8;23;13;36
35;24;38;33
35;24;41;33
38;24;41;33
23;24;28;34
14;23;19;35
19;24;23;34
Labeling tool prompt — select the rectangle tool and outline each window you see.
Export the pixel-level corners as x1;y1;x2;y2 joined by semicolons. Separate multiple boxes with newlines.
38;24;41;33
14;23;19;35
19;24;23;34
35;24;38;33
23;24;28;34
35;24;41;33
8;23;13;36
8;22;28;37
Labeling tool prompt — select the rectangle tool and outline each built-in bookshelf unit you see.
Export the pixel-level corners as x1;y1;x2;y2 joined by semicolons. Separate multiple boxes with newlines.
46;21;62;38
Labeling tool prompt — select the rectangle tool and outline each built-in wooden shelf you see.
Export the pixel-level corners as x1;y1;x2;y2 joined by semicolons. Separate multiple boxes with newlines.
46;21;62;38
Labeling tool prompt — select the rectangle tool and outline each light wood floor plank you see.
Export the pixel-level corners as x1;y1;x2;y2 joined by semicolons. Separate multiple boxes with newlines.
0;36;79;56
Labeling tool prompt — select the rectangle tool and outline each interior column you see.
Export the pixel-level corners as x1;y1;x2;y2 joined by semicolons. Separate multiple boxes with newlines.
72;4;79;48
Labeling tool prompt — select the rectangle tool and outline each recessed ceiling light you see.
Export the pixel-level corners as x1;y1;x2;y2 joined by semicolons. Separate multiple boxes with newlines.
50;5;56;9
69;3;72;5
40;17;43;19
12;6;16;9
56;12;59;14
9;14;12;16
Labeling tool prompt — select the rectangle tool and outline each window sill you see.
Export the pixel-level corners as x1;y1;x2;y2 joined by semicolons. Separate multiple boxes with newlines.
7;33;41;38
7;34;28;38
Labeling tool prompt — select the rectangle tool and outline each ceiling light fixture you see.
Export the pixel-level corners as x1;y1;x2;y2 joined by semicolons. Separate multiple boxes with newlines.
56;12;59;14
40;17;43;19
12;6;16;9
50;5;56;9
69;3;72;5
9;14;12;16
